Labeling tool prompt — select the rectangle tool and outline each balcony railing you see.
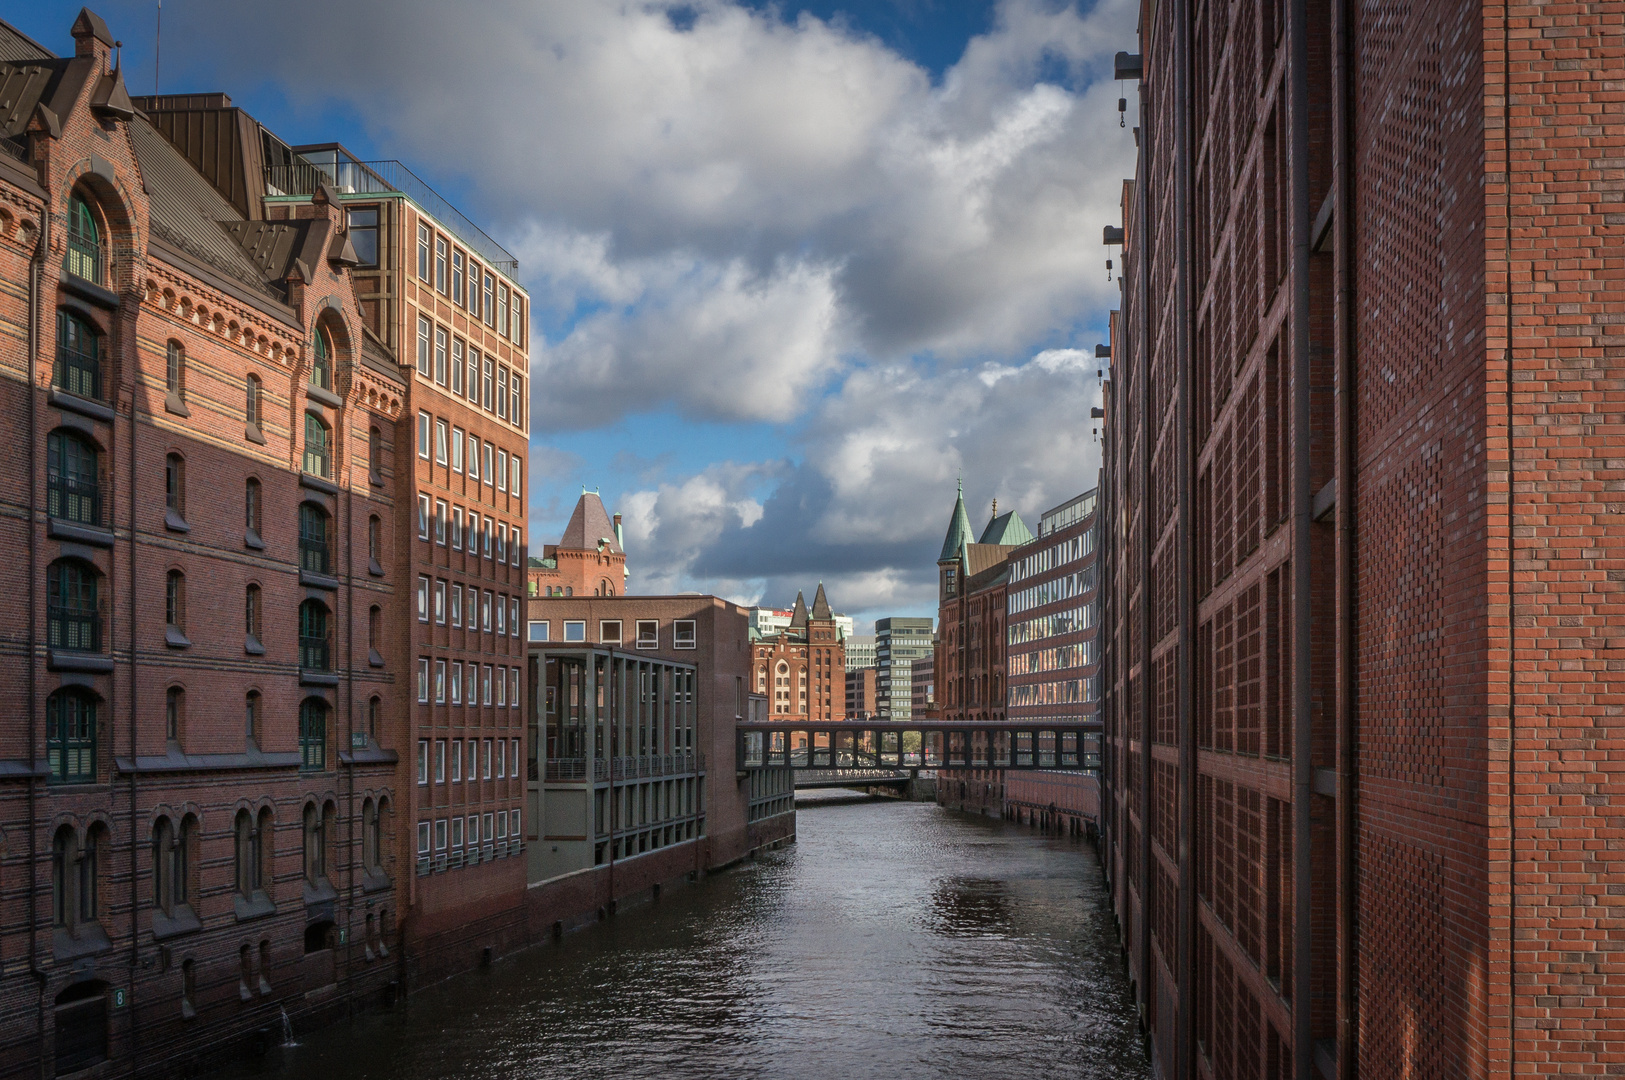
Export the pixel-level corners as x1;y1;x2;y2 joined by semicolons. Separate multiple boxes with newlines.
48;474;101;528
299;634;330;672
54;344;102;401
48;604;99;652
302;445;330;479
64;234;102;284
543;753;705;783
265;158;519;273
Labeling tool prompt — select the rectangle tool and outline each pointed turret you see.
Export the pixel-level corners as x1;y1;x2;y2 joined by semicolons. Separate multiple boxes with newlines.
979;506;1034;546
789;591;809;630
810;582;832;620
938;479;973;565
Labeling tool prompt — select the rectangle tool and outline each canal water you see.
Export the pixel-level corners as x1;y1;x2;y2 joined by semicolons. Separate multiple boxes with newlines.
221;793;1149;1080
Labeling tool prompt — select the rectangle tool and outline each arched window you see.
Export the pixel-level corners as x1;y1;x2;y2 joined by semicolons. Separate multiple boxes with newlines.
303;413;330;478
368;515;382;569
47;559;99;653
245;690;260;744
46;688;96;783
65;193;101;282
164;686;183;743
245;373;262;429
368;605;381;652
234;808;266;898
165;570;185;632
47;430;100;527
299;698;327;771
246;584;262;648
303;802;327;883
245;477;262;544
298;600;330;672
55;309;101;400
165;453;185;522
165;341;185;404
368;425;382;481
151;817;190;917
53;825;101;933
362;798;379;872
299;503;331;575
310;327;332;391
367;695;380;739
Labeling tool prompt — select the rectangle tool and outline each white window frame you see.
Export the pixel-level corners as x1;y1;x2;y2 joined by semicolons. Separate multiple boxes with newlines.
467;437;480;480
434;326;448;385
509;669;520;707
451;583;463;627
528;620;550;643
483;443;494;484
452;427;464;472
434;579;446;623
417;740;429;785
435;661;446;704
451;507;463;551
482;591;493;631
674;620;697;649
510;598;520;636
636;620;658;649
483;667;493;706
418;821;431;854
564;620;586;643
434;499;447;545
416;316;431;376
512;528;523;565
435;419;448;464
417;493;431;540
416;576;429;622
483;738;494;778
417;411;430;458
511;457;522;499
452;738;463;781
451;662;462;705
417;657;429;702
497;450;508;492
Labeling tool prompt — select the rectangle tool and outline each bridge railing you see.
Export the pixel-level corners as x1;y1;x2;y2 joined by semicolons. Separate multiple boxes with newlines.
737;723;1101;774
543;753;706;783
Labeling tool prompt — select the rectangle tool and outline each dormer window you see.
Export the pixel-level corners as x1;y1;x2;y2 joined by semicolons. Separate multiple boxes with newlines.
311;328;332;391
65;195;101;284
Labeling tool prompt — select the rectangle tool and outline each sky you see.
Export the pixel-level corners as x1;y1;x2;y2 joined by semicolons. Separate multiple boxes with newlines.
14;0;1134;632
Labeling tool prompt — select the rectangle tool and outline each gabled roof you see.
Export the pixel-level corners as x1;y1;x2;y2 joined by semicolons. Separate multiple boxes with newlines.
789;591;809;630
810;583;832;620
560;492;621;554
939;481;973;564
979;508;1033;546
966;543;1020;578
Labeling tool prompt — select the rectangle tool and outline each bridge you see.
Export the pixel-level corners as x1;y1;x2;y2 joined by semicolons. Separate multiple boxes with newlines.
737;720;1101;773
793;768;913;790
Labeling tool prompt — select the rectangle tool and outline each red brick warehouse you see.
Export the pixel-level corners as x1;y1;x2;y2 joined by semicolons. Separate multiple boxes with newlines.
1097;0;1625;1075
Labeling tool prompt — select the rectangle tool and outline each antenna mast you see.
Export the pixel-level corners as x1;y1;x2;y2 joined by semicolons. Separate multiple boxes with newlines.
154;1;161;95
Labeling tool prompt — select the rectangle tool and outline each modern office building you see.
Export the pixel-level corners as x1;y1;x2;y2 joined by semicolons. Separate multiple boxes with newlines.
1096;0;1625;1074
875;616;933;720
843;633;876;672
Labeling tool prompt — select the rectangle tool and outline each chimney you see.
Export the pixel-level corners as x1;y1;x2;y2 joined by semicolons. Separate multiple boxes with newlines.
612;513;623;550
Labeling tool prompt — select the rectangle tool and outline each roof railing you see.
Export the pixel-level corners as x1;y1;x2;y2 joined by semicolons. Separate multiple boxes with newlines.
264;157;519;274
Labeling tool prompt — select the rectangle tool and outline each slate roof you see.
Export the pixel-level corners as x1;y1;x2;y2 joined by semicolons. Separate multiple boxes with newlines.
789;592;809;630
810;583;832;620
965;543;1020;578
560;492;621;553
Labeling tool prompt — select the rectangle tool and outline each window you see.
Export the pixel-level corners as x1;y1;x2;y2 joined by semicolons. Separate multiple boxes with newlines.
311;327;332;391
418;740;430;785
418;493;431;540
165;341;186;404
528;620;549;643
497;524;507;563
435;419;448;464
452;249;465;305
496;669;505;708
363;798;384;873
45;689;96;783
510;598;520;636
435;237;448;294
511;295;524;346
368;426;383;482
452;507;463;550
417;576;429;622
347;207;379;267
451;663;462;705
467;437;480;480
483;272;495;326
511;374;524;430
55;309;102;400
434;819;448;852
482;591;493;632
151;817;191;918
53;825;102;938
47;430;100;527
512;528;523;566
482;356;494;411
303;802;329;885
483;666;493;706
66;193;102;282
165;570;185;634
495;594;507;636
451;338;465;396
368;515;382;569
417;820;430;855
467;346;480;403
496;737;505;777
466;815;479;848
164;686;183;744
299;503;331;575
511;458;522;500
245;690;260;744
47;559;99;653
483;444;494;485
451;427;464;473
434;739;446;780
483;516;494;556
298;600;330;672
434;579;446;624
165;453;185;522
465;587;477;628
417;658;430;703
434;326;448;385
509;670;520;707
303;413;331;478
417;316;431;377
497;367;509;420
451;584;463;626
234;809;267;899
497;283;509;337
496;451;508;494
674;621;696;649
483;739;494;778
246;478;263;545
299;699;327;771
246;375;263;430
636;621;658;649
564;620;586;643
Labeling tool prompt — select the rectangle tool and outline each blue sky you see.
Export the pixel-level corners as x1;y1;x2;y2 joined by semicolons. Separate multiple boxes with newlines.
15;0;1133;631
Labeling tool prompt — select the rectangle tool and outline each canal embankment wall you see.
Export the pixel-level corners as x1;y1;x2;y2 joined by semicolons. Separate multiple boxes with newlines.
936;769;1101;836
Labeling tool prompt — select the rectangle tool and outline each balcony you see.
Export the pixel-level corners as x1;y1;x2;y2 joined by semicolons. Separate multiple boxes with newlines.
266;152;518;274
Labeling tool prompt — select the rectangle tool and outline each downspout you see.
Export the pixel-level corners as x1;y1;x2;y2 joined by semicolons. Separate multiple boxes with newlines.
127;217;143;1080
28;195;47;1065
1331;0;1356;1070
343;458;355;996
1289;0;1315;1071
1173;0;1196;1066
1137;72;1154;1011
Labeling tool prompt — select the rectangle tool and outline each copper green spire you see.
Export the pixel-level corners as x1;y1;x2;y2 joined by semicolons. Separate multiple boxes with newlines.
938;480;973;564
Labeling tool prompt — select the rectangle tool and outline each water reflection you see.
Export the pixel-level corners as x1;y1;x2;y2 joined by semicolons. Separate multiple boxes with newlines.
214;794;1147;1080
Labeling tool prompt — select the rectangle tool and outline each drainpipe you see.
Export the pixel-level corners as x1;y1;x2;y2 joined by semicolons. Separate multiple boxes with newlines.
1289;0;1315;1071
1173;0;1196;1066
343;459;355;993
1136;72;1153;1014
1331;0;1356;1070
127;219;143;1080
28;195;47;1066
